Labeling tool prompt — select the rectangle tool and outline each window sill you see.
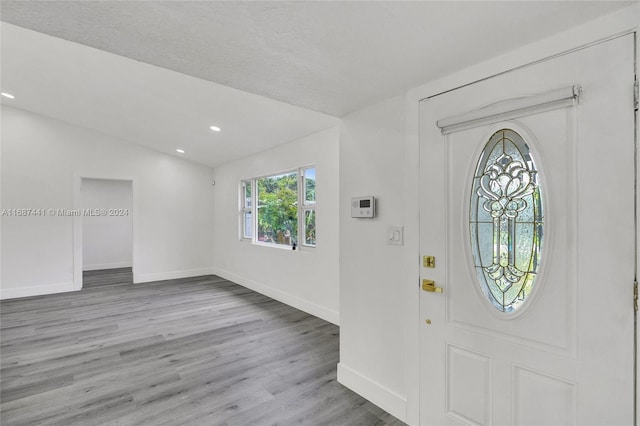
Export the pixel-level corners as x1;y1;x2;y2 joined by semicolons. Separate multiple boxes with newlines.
241;239;316;253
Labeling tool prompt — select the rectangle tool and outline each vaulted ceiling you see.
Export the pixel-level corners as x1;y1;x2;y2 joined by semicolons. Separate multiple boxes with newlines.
0;1;633;167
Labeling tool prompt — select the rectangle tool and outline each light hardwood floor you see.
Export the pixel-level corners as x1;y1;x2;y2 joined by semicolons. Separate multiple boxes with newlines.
1;269;405;426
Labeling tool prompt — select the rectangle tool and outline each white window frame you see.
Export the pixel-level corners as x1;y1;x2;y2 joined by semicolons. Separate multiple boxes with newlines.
240;166;316;250
240;180;253;240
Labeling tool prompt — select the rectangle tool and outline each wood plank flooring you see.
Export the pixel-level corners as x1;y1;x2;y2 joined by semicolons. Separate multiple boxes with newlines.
0;269;405;426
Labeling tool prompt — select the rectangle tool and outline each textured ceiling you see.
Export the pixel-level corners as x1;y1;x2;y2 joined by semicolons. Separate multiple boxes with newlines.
0;23;339;168
0;1;634;168
0;1;633;117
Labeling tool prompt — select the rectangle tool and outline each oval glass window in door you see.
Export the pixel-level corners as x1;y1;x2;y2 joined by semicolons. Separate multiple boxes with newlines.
469;128;544;313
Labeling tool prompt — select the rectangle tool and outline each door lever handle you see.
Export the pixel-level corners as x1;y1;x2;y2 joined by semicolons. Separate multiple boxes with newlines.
422;279;443;293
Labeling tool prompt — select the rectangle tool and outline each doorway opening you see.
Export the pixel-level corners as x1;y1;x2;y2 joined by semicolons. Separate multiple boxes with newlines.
75;178;134;289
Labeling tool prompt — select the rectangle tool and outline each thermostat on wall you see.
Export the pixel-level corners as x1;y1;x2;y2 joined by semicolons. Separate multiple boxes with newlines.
351;196;375;218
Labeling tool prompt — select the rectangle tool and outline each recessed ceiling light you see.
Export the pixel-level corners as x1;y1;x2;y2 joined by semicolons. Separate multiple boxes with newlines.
209;125;221;132
176;148;185;154
1;92;15;99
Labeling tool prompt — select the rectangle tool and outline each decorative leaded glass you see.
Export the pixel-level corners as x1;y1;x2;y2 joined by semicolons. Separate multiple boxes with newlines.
469;129;543;312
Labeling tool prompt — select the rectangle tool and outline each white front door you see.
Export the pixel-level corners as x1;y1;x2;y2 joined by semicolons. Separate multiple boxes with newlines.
419;34;636;425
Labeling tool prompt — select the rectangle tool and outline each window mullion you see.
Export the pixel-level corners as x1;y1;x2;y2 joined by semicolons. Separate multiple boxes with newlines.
252;179;257;244
298;168;304;248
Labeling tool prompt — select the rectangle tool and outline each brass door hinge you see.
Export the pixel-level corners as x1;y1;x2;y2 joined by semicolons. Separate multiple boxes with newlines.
634;280;638;313
634;80;639;111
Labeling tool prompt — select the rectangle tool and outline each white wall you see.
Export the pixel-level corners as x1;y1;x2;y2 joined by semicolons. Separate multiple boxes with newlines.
337;95;408;420
1;106;215;299
212;127;340;324
81;178;133;271
337;6;639;426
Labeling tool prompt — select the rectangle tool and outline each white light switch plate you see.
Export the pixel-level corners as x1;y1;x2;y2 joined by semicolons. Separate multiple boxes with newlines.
387;225;403;246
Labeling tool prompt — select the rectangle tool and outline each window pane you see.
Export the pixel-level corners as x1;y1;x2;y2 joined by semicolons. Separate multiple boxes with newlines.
469;129;543;313
304;209;316;246
244;182;252;209
257;172;298;247
243;211;252;239
304;167;316;205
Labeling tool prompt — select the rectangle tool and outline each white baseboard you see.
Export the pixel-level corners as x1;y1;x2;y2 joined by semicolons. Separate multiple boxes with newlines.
134;267;216;284
211;267;340;325
0;281;76;300
83;261;132;271
337;362;407;423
